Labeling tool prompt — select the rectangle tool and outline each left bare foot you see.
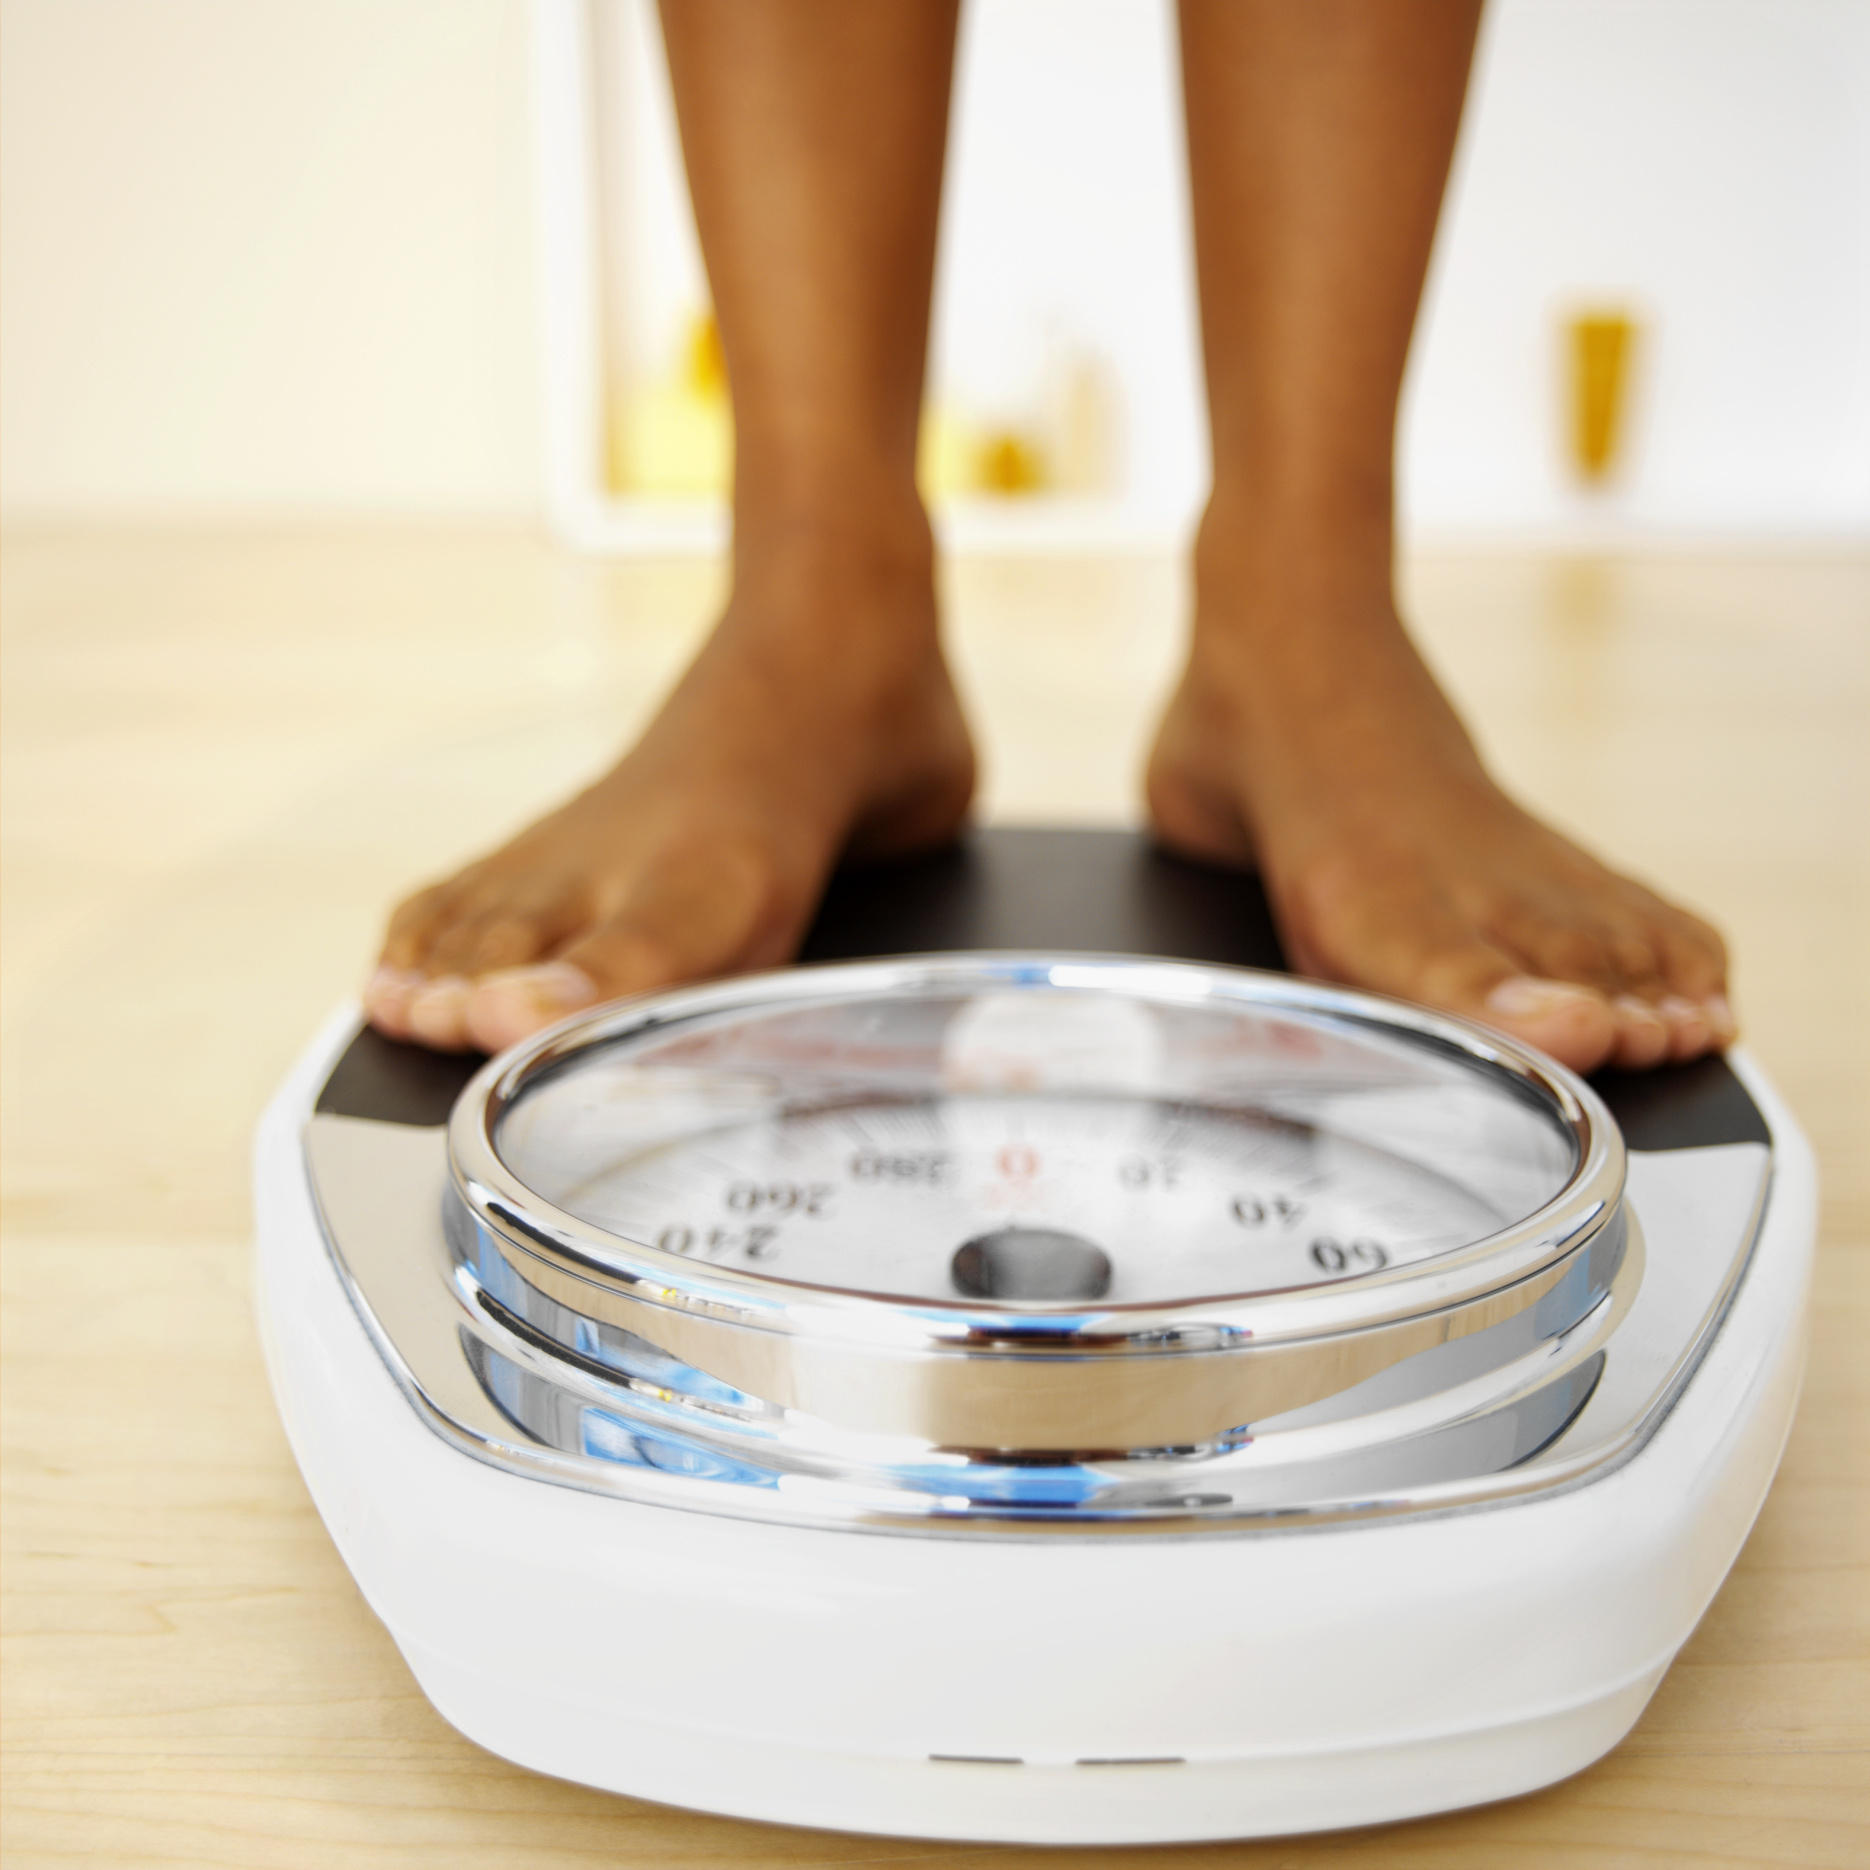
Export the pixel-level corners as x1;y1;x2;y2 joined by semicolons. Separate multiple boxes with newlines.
1146;518;1734;1074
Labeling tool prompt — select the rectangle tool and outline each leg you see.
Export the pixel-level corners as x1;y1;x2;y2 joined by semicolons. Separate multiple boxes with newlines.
1149;0;1731;1071
369;0;974;1051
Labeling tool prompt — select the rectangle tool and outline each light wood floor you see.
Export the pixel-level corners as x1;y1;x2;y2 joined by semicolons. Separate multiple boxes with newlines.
3;527;1865;1868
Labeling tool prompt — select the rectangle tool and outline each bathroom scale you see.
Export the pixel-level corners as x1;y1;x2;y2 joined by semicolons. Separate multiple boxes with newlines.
253;828;1814;1844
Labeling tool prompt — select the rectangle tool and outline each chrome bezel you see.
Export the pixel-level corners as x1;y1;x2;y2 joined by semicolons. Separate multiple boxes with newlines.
448;957;1623;1416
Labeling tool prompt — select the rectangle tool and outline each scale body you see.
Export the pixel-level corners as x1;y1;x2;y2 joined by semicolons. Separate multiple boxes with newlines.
253;830;1815;1844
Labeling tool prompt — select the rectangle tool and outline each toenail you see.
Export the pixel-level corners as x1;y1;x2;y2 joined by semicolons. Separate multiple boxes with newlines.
409;973;467;1002
1486;976;1601;1018
365;964;418;1005
1613;993;1666;1028
406;974;469;1035
1657;994;1705;1028
479;962;598;1013
1704;992;1738;1043
465;964;601;1053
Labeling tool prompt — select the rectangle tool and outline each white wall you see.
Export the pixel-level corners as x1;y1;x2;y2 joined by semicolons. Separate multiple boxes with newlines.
932;0;1203;530
0;0;540;515
3;0;1867;535
1406;0;1870;539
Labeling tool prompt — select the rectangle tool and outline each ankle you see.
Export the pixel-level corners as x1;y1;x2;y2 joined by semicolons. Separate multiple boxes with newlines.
733;486;934;596
714;503;946;689
1198;472;1393;574
1191;489;1397;650
733;433;930;555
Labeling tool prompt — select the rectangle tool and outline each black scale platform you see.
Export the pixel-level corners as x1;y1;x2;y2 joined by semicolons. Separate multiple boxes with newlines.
317;827;1767;1151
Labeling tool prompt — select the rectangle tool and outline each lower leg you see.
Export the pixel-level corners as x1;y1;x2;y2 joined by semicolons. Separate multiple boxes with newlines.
369;0;973;1051
1151;0;1730;1070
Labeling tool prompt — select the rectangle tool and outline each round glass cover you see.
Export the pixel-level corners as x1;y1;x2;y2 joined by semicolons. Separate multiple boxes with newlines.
488;961;1580;1310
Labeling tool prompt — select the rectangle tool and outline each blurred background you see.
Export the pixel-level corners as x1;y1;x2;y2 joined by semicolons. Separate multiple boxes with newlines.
4;0;1867;542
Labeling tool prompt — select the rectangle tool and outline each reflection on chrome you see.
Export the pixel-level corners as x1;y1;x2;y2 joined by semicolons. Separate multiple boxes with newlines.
302;958;1772;1536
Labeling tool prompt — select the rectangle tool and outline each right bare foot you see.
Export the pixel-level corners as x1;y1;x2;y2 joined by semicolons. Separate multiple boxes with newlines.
364;517;975;1052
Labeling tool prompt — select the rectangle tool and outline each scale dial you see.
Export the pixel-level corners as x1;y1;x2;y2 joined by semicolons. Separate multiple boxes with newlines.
453;957;1619;1457
489;968;1579;1312
522;1093;1521;1306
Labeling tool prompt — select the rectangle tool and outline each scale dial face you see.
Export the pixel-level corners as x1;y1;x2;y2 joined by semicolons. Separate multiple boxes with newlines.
488;968;1581;1311
512;1095;1517;1306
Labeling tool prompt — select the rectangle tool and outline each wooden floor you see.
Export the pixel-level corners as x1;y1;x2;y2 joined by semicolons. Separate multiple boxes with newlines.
2;527;1865;1868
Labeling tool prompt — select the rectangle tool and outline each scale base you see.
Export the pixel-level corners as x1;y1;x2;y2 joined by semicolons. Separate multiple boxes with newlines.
257;831;1814;1844
406;1645;1666;1845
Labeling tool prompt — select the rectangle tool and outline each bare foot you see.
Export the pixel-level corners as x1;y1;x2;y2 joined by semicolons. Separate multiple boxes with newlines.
365;519;975;1052
1146;519;1734;1073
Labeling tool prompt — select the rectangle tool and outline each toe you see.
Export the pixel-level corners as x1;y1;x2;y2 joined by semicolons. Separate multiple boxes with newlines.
404;974;476;1051
1609;993;1672;1070
1656;993;1714;1062
380;881;458;972
424;901;581;980
368;870;590;1045
461;841;784;1051
362;964;424;1038
1479;975;1621;1071
1655;904;1728;998
464;962;600;1053
1653;904;1735;1054
558;844;776;991
1495;879;1736;1066
369;880;471;1038
1289;859;1622;1072
1493;907;1630;999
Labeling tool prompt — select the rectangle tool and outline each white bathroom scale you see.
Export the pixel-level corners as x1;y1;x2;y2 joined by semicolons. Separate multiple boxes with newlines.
254;828;1815;1844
